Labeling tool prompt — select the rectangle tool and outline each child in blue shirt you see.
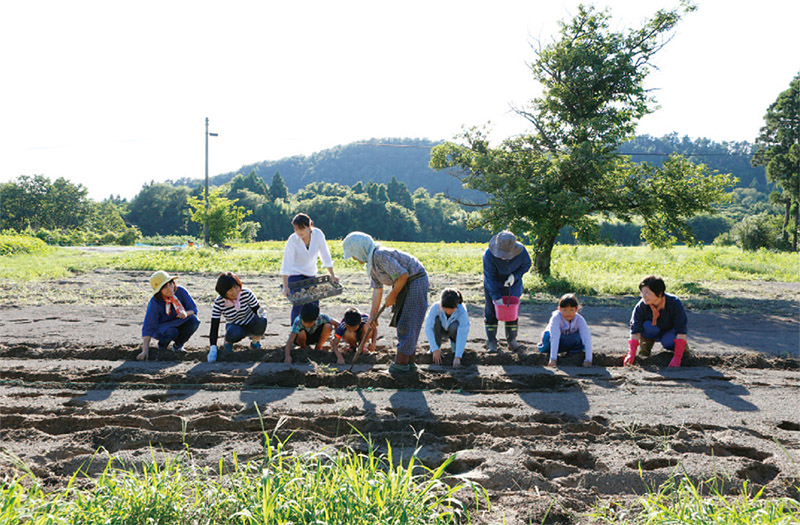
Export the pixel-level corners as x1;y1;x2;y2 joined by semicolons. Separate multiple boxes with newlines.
538;293;593;367
424;288;470;367
331;307;376;365
284;302;337;364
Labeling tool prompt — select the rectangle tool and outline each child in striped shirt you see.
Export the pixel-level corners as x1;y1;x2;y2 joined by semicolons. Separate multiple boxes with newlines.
207;272;267;363
331;307;375;364
284;303;338;364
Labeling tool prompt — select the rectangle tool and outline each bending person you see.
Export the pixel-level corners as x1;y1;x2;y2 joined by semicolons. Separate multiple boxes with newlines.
483;231;531;352
342;231;429;375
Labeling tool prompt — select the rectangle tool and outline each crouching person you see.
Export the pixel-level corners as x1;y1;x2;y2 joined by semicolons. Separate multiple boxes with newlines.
284;303;337;364
207;272;267;363
331;307;375;364
624;275;688;367
538;293;593;367
139;271;200;361
425;288;470;367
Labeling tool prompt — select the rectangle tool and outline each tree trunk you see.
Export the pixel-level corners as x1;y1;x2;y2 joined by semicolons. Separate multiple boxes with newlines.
794;205;799;252
782;200;790;243
533;233;559;277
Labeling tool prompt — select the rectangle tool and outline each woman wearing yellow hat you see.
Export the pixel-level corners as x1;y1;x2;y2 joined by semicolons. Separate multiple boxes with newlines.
139;270;200;361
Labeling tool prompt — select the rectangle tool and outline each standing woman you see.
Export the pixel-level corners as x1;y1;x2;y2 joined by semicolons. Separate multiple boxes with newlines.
342;231;429;375
483;231;531;352
280;213;337;323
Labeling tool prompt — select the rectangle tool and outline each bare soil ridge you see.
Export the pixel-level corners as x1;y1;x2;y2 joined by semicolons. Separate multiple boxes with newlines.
1;270;798;524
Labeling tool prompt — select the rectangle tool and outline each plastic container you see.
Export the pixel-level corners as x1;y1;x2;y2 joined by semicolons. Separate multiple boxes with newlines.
285;275;343;306
494;295;520;321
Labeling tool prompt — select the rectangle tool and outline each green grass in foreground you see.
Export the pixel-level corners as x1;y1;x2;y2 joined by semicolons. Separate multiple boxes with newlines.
590;475;800;524
0;426;485;525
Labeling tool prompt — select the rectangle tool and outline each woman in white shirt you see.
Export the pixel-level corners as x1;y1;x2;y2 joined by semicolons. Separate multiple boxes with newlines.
280;213;337;322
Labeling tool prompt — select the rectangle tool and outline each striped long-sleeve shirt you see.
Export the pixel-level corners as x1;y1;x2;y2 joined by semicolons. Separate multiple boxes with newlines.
209;288;261;345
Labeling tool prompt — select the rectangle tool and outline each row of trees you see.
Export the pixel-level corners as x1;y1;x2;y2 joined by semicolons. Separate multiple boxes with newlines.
0;175;140;245
121;171;489;244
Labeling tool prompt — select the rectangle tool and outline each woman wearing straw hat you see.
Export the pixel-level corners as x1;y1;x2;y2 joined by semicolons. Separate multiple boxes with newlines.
341;231;429;375
483;231;531;352
139;270;200;361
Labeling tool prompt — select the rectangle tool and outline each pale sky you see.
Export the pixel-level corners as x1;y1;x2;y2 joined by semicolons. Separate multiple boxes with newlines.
1;0;797;200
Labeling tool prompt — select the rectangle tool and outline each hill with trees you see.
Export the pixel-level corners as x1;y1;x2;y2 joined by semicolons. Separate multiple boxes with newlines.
171;134;769;207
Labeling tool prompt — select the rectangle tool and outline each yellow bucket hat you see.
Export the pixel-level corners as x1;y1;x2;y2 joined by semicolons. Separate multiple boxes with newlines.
149;270;177;294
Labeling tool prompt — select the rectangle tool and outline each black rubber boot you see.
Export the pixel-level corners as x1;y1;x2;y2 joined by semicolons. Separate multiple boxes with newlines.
486;325;498;353
505;321;522;351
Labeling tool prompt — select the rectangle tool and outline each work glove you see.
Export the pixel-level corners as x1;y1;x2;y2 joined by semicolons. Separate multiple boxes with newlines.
504;275;515;288
623;339;638;366
669;339;686;367
207;345;218;363
493;298;504;306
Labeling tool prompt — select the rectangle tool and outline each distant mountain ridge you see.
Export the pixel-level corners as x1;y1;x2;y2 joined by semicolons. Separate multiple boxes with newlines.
206;137;484;201
171;134;766;199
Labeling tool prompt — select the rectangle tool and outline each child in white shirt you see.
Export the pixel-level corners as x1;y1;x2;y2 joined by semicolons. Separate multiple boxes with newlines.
538;293;592;367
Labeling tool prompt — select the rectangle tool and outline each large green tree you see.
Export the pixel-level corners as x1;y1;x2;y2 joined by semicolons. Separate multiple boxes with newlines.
430;3;734;276
0;175;91;231
126;183;194;236
751;73;799;250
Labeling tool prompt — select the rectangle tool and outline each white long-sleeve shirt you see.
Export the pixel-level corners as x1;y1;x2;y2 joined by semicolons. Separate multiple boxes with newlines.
424;302;470;358
544;310;593;362
279;228;334;276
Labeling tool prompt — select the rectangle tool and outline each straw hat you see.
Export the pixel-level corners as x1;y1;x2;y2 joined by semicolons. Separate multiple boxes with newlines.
149;270;177;294
489;231;524;260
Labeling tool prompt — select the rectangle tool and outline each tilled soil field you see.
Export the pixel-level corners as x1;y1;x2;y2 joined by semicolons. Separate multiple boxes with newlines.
1;270;798;524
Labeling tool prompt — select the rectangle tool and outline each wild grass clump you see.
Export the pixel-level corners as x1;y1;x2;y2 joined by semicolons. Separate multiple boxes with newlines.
0;426;486;525
591;474;800;524
0;233;51;256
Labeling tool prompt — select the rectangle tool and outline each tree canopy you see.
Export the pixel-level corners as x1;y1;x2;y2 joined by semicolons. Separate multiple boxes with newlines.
752;73;799;250
431;3;735;276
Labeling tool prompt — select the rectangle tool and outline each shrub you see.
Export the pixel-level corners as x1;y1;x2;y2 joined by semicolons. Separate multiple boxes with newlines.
729;212;783;251
0;233;50;256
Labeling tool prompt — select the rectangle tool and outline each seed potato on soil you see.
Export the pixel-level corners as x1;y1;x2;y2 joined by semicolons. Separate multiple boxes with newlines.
0;269;798;524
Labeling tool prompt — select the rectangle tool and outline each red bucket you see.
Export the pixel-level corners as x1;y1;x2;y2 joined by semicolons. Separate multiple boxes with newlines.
494;296;520;321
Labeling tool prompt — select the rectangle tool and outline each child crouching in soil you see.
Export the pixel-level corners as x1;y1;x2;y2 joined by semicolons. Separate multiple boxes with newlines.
538;293;593;367
331;307;376;364
207;272;267;363
139;271;200;361
284;303;338;364
425;288;470;367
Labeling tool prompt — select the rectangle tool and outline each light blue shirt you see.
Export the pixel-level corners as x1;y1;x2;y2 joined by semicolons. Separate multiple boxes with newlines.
424;302;470;358
544;310;593;362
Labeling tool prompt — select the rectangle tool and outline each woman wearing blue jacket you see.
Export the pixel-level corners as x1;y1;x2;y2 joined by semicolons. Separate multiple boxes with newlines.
139;271;200;361
483;231;531;352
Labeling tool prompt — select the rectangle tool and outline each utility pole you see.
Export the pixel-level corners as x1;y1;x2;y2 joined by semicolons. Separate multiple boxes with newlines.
204;117;218;245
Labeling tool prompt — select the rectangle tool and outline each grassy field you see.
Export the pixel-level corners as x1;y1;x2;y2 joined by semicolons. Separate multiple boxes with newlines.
1;240;797;295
